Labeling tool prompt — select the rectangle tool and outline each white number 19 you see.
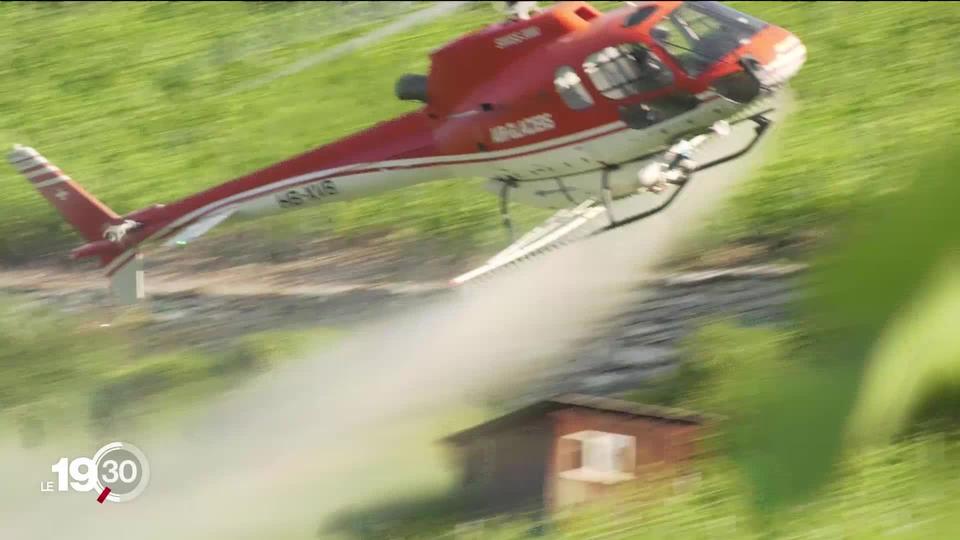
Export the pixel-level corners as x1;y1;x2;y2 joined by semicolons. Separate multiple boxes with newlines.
51;457;98;492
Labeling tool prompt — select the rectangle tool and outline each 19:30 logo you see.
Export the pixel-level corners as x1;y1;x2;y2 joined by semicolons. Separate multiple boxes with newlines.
43;441;151;503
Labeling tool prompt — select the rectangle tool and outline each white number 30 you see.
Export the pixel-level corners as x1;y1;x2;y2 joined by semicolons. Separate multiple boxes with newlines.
102;459;138;484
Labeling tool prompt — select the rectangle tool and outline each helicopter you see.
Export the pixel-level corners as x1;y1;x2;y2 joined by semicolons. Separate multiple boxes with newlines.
7;1;805;303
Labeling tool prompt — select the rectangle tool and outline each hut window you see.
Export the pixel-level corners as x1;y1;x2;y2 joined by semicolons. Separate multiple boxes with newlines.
557;430;637;482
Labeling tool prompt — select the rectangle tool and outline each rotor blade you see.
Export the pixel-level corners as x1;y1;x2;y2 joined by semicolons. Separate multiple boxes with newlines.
224;1;471;96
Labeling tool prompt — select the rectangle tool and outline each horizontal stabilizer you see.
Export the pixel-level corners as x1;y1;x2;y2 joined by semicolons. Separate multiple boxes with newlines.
165;209;236;247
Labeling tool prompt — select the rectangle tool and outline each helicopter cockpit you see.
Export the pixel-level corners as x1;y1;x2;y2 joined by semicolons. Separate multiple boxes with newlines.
649;1;768;77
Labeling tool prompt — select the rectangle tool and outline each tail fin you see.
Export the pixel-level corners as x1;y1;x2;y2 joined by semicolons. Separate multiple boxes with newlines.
7;144;120;242
8;145;145;304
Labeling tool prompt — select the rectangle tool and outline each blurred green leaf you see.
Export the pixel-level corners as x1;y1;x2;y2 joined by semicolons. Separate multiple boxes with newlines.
731;148;960;512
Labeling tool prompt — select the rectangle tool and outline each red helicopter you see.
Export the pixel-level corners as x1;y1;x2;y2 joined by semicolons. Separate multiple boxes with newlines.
8;1;805;302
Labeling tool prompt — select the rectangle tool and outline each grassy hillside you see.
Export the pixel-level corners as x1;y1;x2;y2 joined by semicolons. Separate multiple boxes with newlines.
1;1;958;262
0;293;342;445
320;434;960;539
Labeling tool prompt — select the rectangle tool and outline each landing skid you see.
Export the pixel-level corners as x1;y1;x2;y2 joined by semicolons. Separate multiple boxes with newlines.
596;113;771;234
450;113;772;287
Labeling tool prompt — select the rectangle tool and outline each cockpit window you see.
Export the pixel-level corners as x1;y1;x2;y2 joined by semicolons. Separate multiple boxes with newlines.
652;1;768;77
623;5;656;28
582;43;673;100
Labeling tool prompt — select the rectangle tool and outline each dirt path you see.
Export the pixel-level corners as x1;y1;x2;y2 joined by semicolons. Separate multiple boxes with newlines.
0;264;450;297
0;234;466;296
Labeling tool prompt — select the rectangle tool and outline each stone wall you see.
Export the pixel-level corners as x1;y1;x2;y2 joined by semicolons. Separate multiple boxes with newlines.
526;264;806;398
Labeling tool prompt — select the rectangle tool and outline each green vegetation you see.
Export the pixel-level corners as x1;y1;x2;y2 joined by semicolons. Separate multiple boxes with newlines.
624;319;799;417
2;2;958;262
0;294;341;446
3;2;960;537
709;2;960;248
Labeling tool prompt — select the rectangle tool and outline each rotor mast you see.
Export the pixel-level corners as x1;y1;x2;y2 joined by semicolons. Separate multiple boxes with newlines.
499;1;541;21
